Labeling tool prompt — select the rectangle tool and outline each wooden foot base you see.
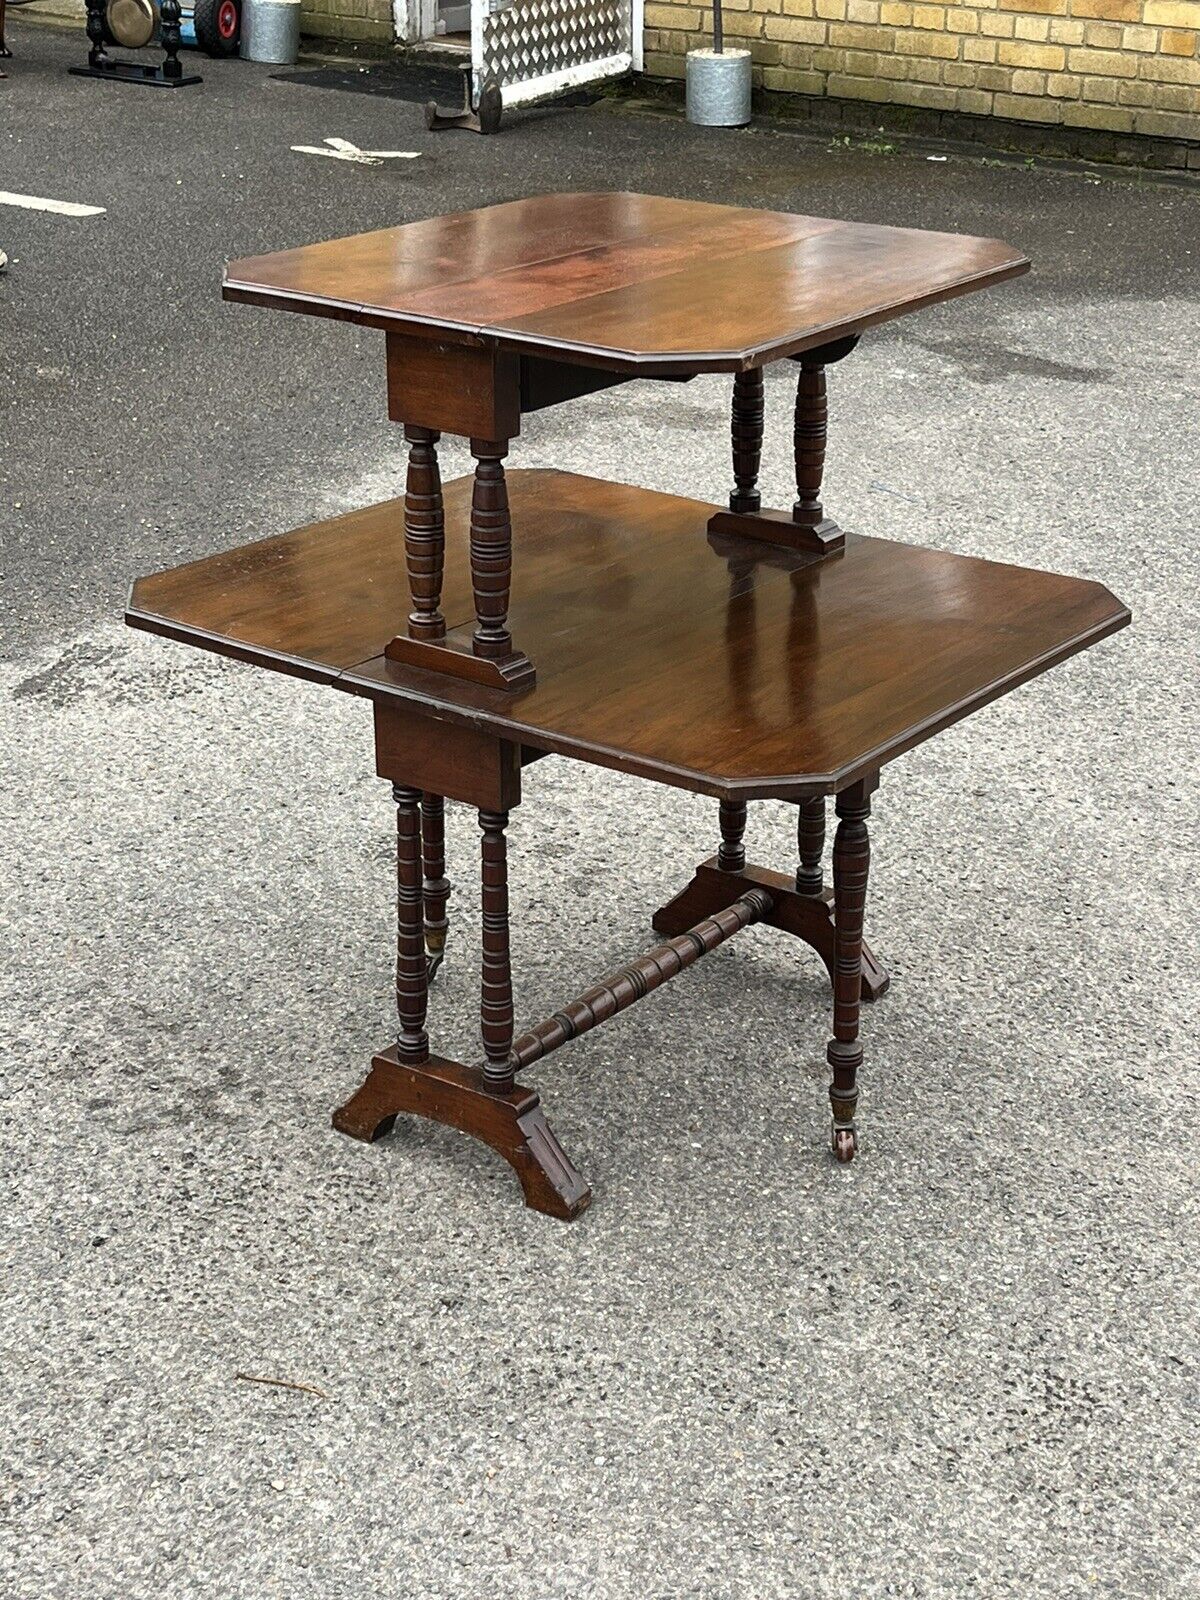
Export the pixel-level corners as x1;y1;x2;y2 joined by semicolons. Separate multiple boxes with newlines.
651;857;889;1002
332;1048;591;1220
706;508;844;557
385;623;536;691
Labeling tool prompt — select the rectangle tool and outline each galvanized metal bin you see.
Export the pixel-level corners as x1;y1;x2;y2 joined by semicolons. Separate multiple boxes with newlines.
685;47;752;127
241;0;300;64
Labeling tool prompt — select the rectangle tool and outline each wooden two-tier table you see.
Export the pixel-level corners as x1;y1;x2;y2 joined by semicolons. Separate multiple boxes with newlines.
126;193;1129;1219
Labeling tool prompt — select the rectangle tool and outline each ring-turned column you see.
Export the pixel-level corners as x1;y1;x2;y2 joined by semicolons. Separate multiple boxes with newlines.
393;784;430;1065
718;799;748;873
421;792;450;977
827;780;874;1162
729;369;764;514
791;333;859;540
795;798;825;896
479;808;515;1095
470;439;515;663
403;426;446;641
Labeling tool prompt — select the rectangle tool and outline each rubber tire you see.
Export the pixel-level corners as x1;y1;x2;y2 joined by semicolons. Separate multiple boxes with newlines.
194;0;240;55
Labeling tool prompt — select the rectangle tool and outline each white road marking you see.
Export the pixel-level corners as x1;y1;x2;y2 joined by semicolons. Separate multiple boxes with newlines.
290;137;419;167
0;190;106;218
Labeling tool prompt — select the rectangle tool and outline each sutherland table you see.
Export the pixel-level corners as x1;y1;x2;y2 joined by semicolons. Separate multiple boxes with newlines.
126;193;1129;1219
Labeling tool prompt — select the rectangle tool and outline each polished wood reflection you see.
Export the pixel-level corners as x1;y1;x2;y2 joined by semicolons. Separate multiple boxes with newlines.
129;470;1128;799
224;192;1029;374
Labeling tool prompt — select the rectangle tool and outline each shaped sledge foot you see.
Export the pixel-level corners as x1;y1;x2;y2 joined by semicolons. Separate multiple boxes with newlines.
651;857;889;1003
333;1048;591;1220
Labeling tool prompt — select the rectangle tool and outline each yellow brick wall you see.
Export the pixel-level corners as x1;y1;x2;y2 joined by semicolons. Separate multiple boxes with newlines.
301;0;394;44
644;0;1200;139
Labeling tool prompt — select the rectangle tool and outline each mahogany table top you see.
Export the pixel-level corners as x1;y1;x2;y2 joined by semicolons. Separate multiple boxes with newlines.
222;192;1029;374
127;470;1127;799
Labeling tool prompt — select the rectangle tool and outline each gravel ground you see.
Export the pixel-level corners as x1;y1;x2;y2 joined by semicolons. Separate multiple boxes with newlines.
1;25;1198;1599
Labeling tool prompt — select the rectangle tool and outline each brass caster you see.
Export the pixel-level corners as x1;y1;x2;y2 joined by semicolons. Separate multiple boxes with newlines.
426;948;444;981
832;1125;857;1164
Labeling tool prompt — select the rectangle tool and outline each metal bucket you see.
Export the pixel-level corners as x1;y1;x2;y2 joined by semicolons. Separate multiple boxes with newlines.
241;0;300;63
685;48;752;128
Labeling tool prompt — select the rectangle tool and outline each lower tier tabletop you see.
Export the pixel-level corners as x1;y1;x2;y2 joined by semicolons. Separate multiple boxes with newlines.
127;469;1129;798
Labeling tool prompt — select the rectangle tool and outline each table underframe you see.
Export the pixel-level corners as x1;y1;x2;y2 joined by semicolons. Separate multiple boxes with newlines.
332;762;886;1221
126;327;1126;1219
318;338;886;1217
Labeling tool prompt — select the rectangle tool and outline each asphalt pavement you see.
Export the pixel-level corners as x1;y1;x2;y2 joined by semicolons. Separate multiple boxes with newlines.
1;25;1198;1600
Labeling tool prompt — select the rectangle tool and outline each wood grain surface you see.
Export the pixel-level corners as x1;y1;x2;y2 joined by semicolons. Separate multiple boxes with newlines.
223;192;1030;374
127;469;1127;798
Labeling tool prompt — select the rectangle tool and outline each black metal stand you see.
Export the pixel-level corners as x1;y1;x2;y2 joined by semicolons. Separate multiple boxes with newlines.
70;0;202;86
425;64;502;134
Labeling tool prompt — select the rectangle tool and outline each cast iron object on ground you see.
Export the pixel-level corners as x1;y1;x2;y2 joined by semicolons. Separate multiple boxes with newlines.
71;0;201;83
425;63;503;134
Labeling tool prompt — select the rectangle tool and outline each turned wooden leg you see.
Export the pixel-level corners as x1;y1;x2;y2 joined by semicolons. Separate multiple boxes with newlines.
796;797;825;896
331;778;586;1218
718;799;748;873
793;357;830;531
470;439;514;662
827;778;874;1163
729;369;764;514
790;333;859;537
404;426;446;641
383;435;533;690
421;792;450;978
479;808;515;1095
392;784;430;1064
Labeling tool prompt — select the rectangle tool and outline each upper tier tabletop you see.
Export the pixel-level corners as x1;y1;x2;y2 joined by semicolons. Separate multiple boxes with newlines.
127;471;1126;799
223;192;1030;374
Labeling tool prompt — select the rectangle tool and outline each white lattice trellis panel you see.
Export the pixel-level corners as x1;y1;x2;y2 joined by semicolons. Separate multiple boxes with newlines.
475;0;636;107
